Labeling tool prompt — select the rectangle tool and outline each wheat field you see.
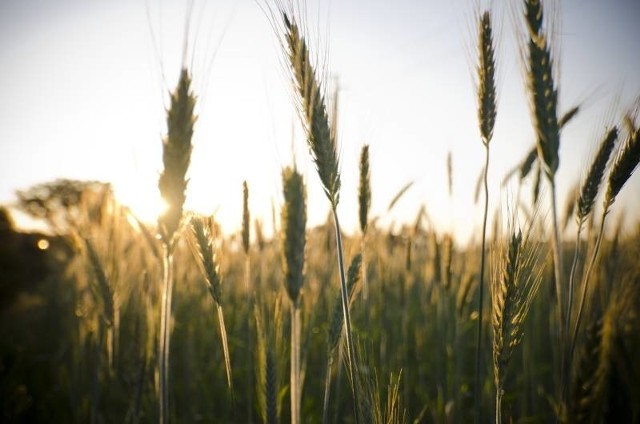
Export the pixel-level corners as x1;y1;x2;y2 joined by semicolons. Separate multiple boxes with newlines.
1;1;639;423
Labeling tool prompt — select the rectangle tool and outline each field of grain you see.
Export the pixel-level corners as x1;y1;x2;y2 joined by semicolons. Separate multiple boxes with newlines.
1;1;639;423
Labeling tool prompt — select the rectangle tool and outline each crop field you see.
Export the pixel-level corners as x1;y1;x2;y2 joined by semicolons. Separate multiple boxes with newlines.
1;1;639;423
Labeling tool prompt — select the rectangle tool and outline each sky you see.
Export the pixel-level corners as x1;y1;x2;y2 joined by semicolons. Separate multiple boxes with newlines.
1;0;639;244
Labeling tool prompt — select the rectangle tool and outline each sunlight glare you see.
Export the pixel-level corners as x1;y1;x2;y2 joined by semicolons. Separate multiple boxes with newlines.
116;185;168;225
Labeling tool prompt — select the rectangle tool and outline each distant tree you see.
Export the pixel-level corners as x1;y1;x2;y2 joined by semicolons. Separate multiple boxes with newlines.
16;179;112;233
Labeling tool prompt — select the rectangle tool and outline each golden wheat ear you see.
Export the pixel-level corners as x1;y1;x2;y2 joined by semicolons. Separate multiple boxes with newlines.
188;215;222;305
524;0;560;179
186;215;233;392
604;125;640;212
577;128;619;223
492;226;543;423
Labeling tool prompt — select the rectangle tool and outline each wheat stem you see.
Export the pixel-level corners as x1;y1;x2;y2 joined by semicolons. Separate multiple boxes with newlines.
474;11;496;422
243;181;253;423
322;357;334;424
281;165;306;424
290;302;301;424
323;253;361;423
571;212;606;360
216;303;233;391
332;209;360;423
159;244;174;424
475;144;490;423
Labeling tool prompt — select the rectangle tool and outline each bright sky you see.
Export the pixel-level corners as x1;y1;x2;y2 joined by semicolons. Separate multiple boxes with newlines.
1;0;639;244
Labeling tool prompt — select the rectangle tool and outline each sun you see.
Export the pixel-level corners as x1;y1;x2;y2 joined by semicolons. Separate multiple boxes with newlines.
115;183;168;225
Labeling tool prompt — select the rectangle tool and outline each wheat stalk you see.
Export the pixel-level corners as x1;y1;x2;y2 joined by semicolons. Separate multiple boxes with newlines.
327;254;362;359
521;0;569;404
358;145;371;304
157;68;195;424
492;228;543;424
187;215;233;392
242;180;254;422
474;11;497;423
278;11;361;421
280;166;306;424
572;123;640;360
566;127;618;364
323;254;362;424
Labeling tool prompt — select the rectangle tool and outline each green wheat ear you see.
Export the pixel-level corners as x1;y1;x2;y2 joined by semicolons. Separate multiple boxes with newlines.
478;11;497;145
281;166;307;305
358;145;371;235
282;13;341;208
158;68;196;247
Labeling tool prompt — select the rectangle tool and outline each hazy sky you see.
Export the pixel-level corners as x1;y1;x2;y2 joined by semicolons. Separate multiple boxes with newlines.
1;0;639;243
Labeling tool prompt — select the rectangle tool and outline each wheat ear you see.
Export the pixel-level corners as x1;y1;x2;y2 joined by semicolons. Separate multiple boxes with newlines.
281;166;306;424
570;279;639;423
604;125;640;210
280;12;360;421
474;11;497;423
188;216;233;392
242;181;251;255
524;0;560;178
282;13;340;208
573;124;640;357
358;145;371;236
157;68;195;424
522;0;569;402
492;229;543;424
358;145;371;304
566;128;618;362
158;68;195;248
